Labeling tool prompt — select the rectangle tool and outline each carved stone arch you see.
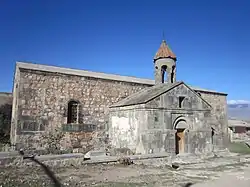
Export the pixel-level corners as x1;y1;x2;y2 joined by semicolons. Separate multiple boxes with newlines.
161;65;167;71
173;116;189;154
68;99;81;104
173;116;189;130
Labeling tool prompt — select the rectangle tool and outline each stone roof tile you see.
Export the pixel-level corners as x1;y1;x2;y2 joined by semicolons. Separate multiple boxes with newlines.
154;40;176;61
110;82;182;107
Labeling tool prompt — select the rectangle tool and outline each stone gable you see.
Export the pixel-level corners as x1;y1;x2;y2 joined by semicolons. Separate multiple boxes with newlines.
144;83;212;110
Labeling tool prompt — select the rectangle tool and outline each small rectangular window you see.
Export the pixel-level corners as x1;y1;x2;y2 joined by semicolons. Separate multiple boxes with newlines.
178;96;185;108
154;112;159;122
67;101;80;124
154;116;158;122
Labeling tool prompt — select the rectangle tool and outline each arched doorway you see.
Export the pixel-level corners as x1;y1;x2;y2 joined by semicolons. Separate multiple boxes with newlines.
174;119;188;154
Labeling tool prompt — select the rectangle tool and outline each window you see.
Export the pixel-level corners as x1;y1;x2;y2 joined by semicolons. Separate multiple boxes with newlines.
211;127;215;144
154;113;159;122
178;96;185;108
161;65;167;83
67;100;80;124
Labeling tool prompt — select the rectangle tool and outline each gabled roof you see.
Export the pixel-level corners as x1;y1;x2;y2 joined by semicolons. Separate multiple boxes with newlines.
154;40;176;61
110;81;212;108
110;82;181;108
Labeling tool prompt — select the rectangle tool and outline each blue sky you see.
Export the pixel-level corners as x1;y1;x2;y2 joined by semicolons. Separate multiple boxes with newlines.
0;0;249;101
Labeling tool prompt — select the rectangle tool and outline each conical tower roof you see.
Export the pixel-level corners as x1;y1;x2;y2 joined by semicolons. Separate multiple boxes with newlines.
154;40;176;61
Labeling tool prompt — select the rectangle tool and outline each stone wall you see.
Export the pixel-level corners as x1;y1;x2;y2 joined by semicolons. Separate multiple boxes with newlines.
188;130;213;153
109;107;213;155
109;83;227;155
145;109;213;153
109;107;146;154
109;107;177;155
197;91;229;149
10;62;228;153
12;69;150;150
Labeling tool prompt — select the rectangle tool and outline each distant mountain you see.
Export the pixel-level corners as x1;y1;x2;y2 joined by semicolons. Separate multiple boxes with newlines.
0;92;12;106
227;100;250;120
228;104;250;109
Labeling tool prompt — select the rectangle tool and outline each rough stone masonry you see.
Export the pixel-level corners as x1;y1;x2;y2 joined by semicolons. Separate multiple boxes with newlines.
10;39;229;155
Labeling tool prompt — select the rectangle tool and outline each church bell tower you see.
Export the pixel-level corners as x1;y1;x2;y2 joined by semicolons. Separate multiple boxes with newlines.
154;40;177;84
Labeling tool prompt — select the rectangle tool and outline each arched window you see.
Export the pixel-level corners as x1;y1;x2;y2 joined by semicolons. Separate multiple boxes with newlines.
161;65;167;83
67;100;80;124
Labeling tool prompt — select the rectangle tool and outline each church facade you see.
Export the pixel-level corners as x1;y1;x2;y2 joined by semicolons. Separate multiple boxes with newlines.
109;40;228;155
10;40;228;154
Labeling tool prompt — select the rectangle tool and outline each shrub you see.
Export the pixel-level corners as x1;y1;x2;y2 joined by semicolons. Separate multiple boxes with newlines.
0;104;12;144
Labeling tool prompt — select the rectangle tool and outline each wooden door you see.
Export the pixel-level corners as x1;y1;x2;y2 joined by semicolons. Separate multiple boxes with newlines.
176;129;185;154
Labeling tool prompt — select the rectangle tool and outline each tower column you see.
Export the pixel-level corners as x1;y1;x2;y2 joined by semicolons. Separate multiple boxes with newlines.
172;66;176;83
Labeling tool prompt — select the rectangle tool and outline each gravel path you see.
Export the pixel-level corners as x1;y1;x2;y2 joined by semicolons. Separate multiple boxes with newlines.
1;154;250;187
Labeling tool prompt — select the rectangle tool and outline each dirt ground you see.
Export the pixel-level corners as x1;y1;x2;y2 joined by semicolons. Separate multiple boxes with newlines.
1;154;250;187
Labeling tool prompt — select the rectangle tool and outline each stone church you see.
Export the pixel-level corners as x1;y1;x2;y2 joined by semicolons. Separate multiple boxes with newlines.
10;40;229;155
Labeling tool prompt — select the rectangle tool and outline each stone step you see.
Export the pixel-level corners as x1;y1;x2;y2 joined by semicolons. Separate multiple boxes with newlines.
0;151;19;158
84;150;107;159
